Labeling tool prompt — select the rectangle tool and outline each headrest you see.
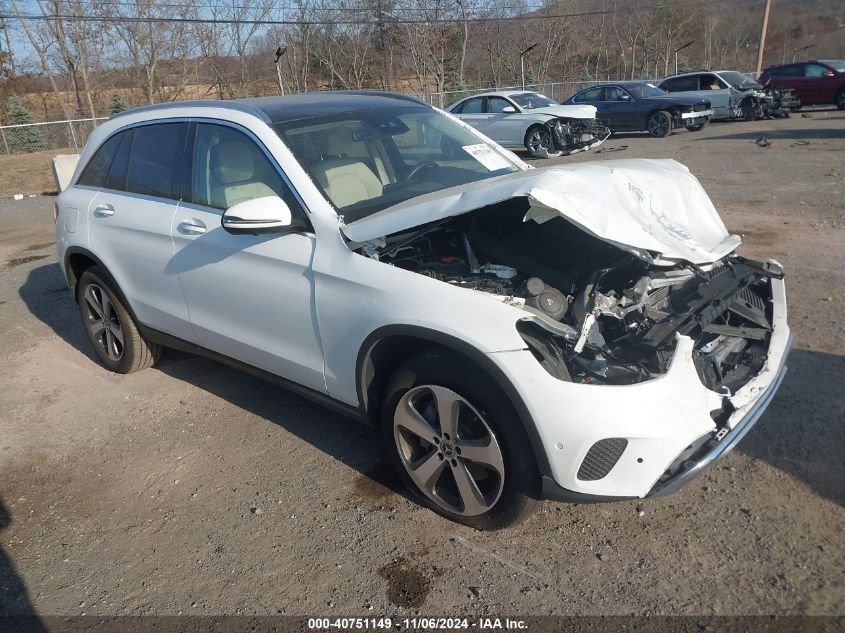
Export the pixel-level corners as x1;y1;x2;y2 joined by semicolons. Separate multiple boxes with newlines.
210;141;255;184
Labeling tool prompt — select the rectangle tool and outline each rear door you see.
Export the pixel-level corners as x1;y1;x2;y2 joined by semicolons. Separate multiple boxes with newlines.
84;121;193;340
170;121;326;392
767;64;806;101
452;97;489;134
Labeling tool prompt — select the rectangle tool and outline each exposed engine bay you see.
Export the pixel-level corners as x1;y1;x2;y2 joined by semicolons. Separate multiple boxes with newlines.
358;198;781;392
548;118;611;154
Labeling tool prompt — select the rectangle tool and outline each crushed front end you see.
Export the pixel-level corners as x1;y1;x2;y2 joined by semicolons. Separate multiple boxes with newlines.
549;117;611;155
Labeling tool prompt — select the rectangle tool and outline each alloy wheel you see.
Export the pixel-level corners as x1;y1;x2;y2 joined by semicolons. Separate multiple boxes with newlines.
648;113;669;136
83;283;125;361
393;385;505;516
527;128;553;155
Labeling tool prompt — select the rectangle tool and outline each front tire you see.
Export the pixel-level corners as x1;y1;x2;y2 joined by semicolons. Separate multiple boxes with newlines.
836;89;845;110
381;350;538;530
77;266;161;373
647;110;672;138
742;99;761;121
524;125;562;159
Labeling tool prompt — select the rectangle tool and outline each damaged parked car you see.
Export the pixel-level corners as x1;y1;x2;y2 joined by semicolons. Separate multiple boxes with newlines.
659;70;798;120
563;81;713;137
57;91;791;530
446;90;610;158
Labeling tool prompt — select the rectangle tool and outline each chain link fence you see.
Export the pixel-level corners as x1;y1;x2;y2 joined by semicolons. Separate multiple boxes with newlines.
0;117;107;155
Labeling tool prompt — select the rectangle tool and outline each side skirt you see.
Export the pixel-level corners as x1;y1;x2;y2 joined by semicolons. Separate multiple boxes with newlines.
138;325;366;423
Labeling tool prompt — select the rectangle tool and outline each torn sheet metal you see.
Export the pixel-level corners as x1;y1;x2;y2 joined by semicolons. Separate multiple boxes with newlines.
343;159;741;266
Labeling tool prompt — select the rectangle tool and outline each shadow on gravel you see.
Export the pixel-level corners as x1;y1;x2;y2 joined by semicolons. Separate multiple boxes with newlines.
738;348;845;508
18;264;844;508
698;128;845;141
18;263;98;363
0;499;46;629
18;263;408;504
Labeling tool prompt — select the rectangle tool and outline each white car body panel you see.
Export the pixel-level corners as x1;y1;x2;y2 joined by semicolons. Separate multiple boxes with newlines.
56;95;790;504
343;159;740;265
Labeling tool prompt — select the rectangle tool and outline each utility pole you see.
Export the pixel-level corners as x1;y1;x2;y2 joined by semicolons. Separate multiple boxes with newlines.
520;43;537;90
755;0;772;76
274;46;287;96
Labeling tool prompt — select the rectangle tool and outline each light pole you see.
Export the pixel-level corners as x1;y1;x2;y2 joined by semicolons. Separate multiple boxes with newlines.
274;46;287;96
792;43;815;62
755;0;772;75
520;43;537;90
673;40;695;75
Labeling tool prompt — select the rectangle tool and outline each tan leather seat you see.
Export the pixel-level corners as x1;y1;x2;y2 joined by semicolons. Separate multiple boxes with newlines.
319;159;383;208
209;140;276;209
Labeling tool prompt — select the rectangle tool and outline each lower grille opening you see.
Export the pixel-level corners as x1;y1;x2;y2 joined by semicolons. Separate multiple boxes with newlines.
577;438;628;481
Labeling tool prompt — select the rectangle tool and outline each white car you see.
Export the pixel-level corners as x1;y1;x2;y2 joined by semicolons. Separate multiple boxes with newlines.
446;90;610;159
56;91;791;529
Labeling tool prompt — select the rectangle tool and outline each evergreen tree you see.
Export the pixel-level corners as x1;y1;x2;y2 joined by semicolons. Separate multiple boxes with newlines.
109;93;128;115
6;96;47;153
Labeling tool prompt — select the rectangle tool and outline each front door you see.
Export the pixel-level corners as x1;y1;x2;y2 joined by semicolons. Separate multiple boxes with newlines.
170;121;326;393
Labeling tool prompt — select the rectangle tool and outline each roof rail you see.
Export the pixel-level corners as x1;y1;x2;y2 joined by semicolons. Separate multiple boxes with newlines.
111;99;272;123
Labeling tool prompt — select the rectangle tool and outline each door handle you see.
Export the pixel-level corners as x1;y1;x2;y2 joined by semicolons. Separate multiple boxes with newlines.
177;219;207;235
93;203;114;218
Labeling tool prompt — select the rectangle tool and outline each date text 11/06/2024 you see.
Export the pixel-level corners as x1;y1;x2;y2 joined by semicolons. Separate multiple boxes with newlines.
307;617;528;630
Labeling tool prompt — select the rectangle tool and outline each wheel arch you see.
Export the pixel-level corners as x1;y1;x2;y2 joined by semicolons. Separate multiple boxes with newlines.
64;247;138;321
356;324;553;479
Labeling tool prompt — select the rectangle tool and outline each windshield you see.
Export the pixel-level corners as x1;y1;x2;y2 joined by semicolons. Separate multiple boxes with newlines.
508;92;558;109
720;71;761;89
275;106;519;222
625;83;669;98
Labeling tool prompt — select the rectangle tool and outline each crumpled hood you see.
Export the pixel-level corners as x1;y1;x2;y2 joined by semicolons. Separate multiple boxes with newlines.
527;104;597;120
342;159;740;265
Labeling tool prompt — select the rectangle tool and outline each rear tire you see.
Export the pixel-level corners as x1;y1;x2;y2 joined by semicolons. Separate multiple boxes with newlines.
647;110;672;138
381;350;538;530
77;266;161;373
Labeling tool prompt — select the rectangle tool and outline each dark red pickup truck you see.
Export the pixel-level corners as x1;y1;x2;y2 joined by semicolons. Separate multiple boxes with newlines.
758;59;845;109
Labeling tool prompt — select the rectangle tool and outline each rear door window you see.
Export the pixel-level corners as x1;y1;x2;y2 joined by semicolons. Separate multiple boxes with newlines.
574;87;604;102
104;130;133;192
125;123;187;199
673;76;700;91
458;98;484;114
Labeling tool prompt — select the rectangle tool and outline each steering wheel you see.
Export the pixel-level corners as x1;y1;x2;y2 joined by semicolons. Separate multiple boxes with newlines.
405;161;439;181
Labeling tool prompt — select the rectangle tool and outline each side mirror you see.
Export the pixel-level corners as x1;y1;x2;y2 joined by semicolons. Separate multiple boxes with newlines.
222;195;293;234
621;94;632;101
501;106;516;113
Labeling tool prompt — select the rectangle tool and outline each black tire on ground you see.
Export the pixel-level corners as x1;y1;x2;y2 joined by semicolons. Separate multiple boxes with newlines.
77;266;161;373
524;125;562;159
836;89;845;110
646;110;672;138
685;116;710;132
381;349;539;530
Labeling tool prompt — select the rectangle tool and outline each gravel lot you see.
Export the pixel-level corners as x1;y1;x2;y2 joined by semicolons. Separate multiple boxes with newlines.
1;110;843;620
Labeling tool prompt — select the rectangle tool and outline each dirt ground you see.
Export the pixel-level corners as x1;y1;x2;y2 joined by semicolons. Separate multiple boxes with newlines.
0;148;67;198
0;109;843;621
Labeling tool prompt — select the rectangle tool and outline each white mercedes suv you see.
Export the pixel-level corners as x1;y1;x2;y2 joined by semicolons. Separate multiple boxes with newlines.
56;91;791;529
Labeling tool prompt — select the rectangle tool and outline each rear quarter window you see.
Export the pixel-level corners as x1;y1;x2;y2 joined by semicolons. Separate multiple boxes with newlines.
77;133;122;187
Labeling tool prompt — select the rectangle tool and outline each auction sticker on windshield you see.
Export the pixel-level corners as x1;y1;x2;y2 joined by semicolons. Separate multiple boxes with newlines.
463;144;512;171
